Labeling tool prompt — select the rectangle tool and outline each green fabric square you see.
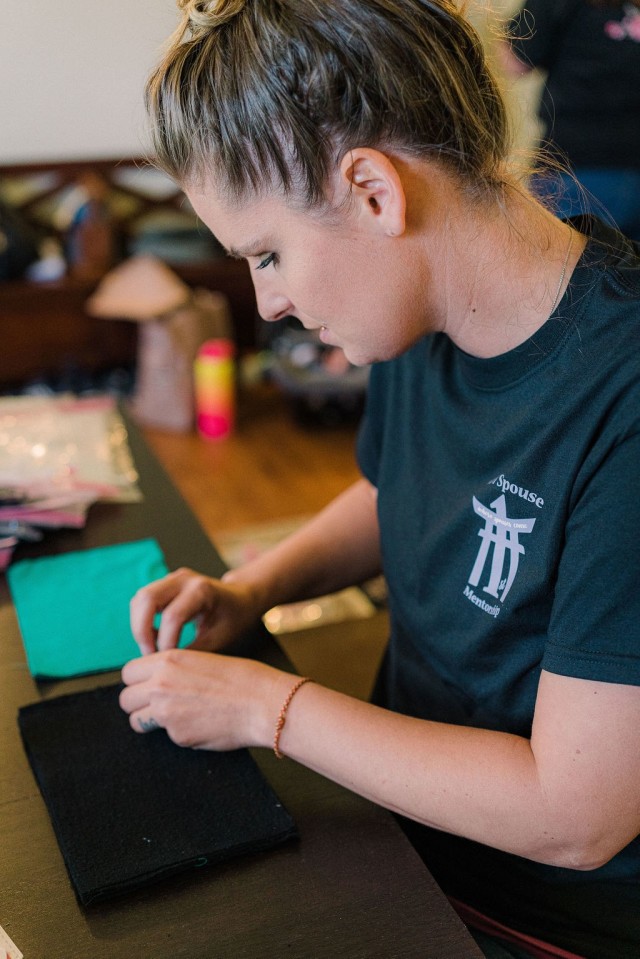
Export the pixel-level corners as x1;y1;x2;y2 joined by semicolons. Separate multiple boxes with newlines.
8;538;195;678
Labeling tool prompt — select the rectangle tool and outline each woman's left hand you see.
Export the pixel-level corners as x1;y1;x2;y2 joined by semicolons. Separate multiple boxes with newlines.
119;648;290;751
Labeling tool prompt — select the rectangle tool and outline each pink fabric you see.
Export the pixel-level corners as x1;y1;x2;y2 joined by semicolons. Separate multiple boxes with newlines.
448;897;586;959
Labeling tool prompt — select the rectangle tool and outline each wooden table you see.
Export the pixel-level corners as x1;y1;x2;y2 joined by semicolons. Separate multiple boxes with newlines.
0;418;482;959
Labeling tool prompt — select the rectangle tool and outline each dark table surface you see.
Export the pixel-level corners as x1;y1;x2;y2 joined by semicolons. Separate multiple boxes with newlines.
0;415;483;959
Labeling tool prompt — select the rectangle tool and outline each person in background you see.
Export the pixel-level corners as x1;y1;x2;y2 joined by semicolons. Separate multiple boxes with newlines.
119;2;640;956
500;0;640;241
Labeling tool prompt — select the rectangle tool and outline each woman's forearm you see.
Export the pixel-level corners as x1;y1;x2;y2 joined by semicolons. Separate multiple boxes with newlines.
223;477;382;614
267;678;625;871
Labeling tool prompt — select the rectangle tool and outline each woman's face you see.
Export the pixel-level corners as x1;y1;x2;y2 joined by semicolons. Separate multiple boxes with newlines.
185;178;434;366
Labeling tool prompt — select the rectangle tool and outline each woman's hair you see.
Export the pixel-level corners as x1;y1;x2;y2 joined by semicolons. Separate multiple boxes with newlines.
146;0;512;207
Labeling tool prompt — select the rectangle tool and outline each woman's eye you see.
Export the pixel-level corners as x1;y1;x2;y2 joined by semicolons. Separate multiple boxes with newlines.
256;252;277;270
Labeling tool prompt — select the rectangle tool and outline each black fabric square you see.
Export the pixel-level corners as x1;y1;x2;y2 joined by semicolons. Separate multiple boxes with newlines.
18;683;297;905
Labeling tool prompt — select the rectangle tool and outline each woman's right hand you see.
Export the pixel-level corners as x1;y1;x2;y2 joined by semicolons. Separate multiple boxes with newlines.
130;566;264;655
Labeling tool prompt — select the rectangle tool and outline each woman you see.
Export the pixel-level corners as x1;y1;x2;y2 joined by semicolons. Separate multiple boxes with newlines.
119;2;640;956
501;0;640;241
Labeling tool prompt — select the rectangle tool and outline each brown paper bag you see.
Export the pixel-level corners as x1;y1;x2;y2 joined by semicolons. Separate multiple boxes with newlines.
86;255;232;432
130;289;231;432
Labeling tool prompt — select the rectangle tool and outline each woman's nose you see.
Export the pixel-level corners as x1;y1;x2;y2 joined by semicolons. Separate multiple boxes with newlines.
252;274;295;323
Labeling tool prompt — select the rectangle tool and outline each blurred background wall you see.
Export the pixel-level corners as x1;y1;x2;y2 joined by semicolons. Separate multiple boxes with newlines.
0;0;178;163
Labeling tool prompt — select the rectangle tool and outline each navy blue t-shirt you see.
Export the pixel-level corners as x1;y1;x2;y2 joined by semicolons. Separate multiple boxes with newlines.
357;218;640;958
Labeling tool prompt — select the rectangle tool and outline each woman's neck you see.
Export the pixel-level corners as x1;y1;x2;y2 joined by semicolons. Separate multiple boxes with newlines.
432;187;587;359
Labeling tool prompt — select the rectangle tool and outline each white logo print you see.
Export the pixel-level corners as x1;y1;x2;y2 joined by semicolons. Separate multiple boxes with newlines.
466;494;536;612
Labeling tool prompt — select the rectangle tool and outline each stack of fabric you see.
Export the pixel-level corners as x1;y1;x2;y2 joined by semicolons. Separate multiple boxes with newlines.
0;393;140;567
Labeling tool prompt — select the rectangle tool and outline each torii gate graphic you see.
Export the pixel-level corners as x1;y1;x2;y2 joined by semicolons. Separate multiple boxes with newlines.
469;494;536;602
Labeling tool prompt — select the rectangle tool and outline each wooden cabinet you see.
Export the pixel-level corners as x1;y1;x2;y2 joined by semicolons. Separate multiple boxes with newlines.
0;277;136;386
0;261;258;390
0;159;258;389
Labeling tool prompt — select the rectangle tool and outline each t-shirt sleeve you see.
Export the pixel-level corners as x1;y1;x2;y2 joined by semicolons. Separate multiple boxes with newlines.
544;431;640;684
506;0;576;71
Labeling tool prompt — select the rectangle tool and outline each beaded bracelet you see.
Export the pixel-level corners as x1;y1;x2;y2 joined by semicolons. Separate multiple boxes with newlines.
273;676;311;759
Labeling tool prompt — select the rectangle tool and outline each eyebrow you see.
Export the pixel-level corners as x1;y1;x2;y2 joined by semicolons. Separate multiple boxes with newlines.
225;237;273;260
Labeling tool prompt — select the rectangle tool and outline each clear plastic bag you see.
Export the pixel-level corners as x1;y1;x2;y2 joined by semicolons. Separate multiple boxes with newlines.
0;394;140;508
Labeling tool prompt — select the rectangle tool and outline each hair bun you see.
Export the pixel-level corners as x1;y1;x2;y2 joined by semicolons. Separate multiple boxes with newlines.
177;0;246;32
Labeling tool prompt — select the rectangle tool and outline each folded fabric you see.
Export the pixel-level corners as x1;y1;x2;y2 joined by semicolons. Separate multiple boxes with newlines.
7;538;194;678
18;683;297;905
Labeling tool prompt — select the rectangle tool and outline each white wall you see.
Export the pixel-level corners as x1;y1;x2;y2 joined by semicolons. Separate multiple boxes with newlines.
0;0;179;164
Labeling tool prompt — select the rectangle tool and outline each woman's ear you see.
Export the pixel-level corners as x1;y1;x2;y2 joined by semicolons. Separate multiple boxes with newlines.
339;148;407;238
